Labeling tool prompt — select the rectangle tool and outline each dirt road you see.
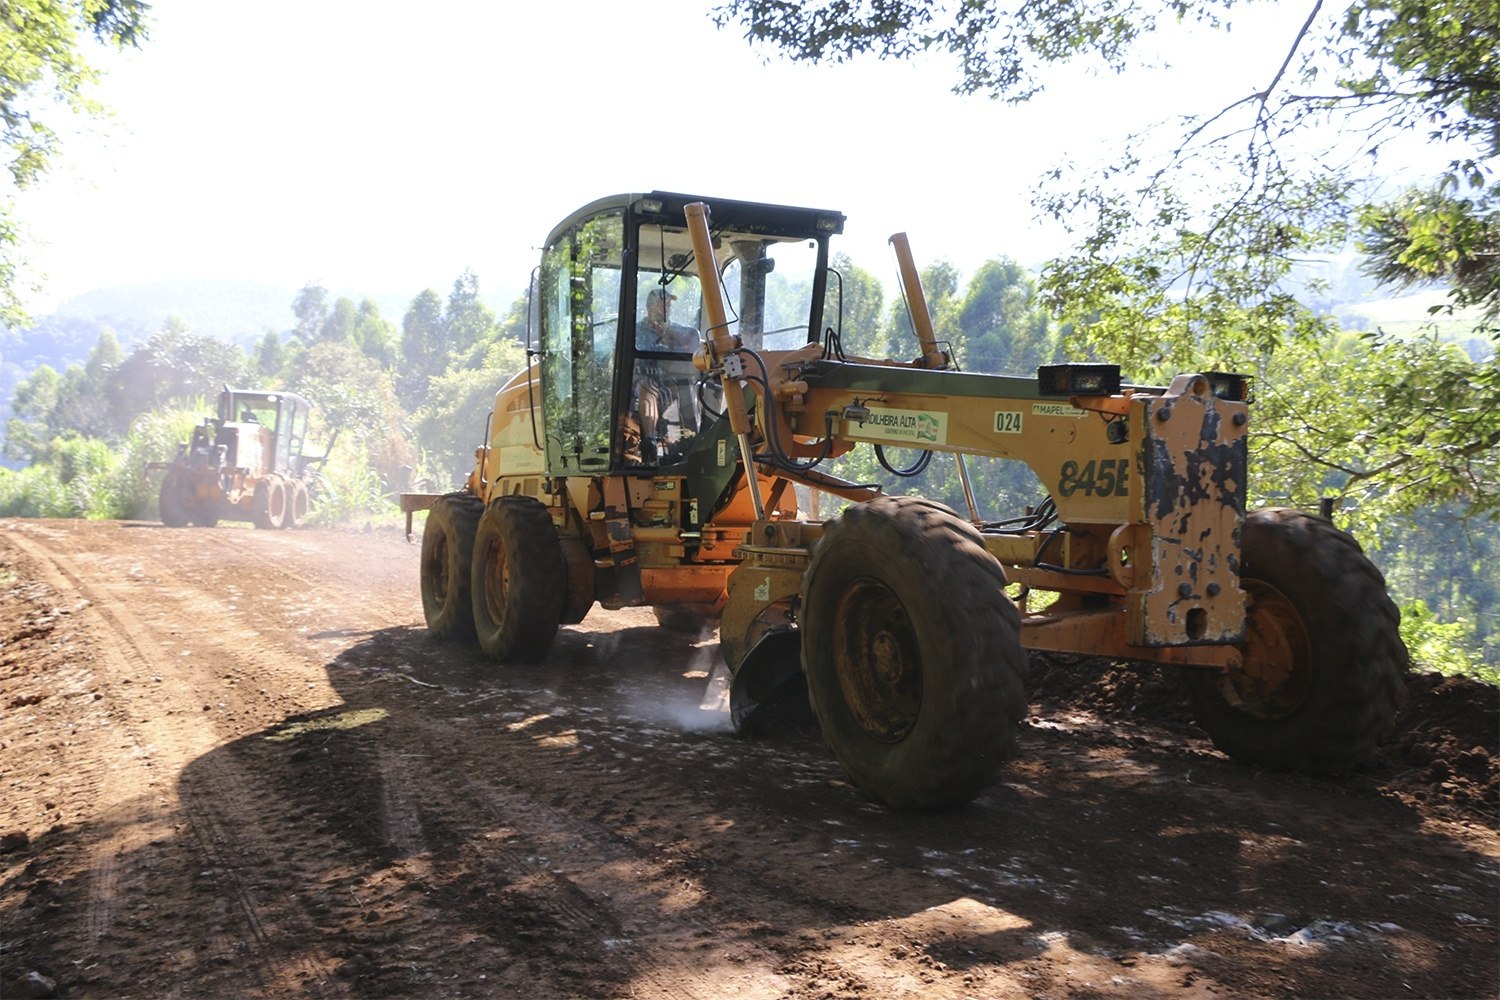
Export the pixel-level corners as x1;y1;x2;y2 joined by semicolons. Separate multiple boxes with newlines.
1;518;1495;999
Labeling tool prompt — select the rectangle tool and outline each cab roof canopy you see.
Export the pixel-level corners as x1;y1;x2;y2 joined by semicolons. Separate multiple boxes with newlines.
544;191;846;249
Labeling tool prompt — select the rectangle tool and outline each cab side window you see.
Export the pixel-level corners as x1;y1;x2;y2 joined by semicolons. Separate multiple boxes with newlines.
539;210;624;473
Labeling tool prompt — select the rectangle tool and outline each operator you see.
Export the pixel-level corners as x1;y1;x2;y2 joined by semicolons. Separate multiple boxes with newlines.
637;287;698;352
630;287;702;463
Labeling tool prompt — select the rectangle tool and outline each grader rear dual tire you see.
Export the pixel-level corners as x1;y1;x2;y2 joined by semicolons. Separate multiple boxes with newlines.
800;495;1028;810
1180;507;1409;774
420;493;483;639
253;477;288;530
285;479;310;528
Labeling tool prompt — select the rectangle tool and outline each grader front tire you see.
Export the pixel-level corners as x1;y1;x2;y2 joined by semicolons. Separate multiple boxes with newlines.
801;496;1027;809
471;496;567;663
159;470;191;527
1181;507;1409;774
419;494;483;639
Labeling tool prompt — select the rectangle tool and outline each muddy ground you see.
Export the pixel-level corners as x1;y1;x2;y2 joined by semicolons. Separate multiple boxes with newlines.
0;518;1495;999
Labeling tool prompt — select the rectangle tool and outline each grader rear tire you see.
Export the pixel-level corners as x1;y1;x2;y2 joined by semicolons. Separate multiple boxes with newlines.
254;477;287;530
471;496;567;662
420;494;483;639
800;495;1027;809
286;479;310;528
1180;507;1409;774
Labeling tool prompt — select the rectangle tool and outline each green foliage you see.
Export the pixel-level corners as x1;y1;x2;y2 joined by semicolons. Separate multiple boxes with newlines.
0;463;65;516
5;362;60;462
956;258;1056;373
412;337;527;490
397;272;500;408
713;0;1235;102
301;455;395;528
290;284;329;345
0;0;150;324
1360;186;1500;324
719;0;1500;528
284;340;414;497
0;433;127;519
1400;600;1495;684
829;253;887;356
107;320;248;419
127;402;202;517
50;434;126;518
1243;329;1499;524
254;329;285;379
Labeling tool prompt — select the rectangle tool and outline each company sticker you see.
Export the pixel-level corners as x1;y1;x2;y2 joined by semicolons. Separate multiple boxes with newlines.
1033;402;1086;418
853;406;947;446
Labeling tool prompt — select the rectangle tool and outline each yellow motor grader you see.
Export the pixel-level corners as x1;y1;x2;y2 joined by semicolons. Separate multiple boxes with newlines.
401;191;1408;809
150;387;330;529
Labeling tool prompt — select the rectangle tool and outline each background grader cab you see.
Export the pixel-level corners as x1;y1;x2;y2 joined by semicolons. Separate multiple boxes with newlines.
151;388;331;530
403;191;1408;810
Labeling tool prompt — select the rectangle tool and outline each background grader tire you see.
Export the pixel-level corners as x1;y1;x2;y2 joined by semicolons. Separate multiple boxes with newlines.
286;479;310;528
158;470;191;527
471;496;567;663
253;477;287;530
800;495;1028;809
1180;507;1409;774
419;493;483;639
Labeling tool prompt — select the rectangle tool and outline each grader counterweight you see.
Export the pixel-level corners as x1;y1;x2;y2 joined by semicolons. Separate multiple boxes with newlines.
402;191;1408;810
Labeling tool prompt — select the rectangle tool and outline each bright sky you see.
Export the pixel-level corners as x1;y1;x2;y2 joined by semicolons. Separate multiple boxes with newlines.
17;0;1408;314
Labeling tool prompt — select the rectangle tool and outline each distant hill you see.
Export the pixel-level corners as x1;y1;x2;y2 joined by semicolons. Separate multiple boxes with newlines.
1332;289;1494;361
49;280;419;347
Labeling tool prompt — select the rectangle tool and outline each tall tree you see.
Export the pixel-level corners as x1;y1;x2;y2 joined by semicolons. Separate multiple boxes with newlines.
286;340;415;496
49;329;122;438
828;252;887;358
290;283;329;346
716;0;1500;520
0;0;149;324
398;287;445;407
105;318;246;421
4;363;60;462
321;296;358;345
444;269;497;359
253;329;285;380
956;258;1054;374
353;297;396;365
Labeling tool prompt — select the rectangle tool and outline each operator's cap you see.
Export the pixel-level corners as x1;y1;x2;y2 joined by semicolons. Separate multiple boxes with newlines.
646;288;676;305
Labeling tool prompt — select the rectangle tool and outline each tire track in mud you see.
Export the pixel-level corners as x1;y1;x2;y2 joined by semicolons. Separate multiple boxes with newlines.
284;691;775;999
2;524;352;996
1;528;169;954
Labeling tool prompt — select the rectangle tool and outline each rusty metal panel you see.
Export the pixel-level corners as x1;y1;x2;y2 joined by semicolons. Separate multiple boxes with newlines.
1130;375;1248;646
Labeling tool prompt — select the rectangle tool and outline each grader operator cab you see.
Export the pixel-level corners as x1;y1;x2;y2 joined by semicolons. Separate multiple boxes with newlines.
402;191;1408;810
151;388;332;530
